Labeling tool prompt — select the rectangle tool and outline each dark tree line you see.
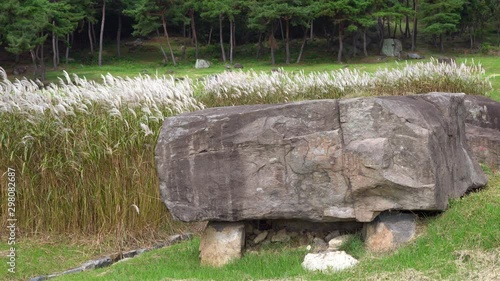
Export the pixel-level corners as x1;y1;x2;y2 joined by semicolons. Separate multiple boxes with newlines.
1;0;500;79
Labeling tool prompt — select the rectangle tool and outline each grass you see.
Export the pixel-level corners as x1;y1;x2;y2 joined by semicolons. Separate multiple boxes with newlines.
23;171;494;281
0;238;104;281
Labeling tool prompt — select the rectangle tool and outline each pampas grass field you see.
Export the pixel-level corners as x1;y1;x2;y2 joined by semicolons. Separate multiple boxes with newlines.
0;59;492;236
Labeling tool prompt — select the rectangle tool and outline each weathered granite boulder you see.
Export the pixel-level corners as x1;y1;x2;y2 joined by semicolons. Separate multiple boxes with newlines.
465;95;500;168
195;59;210;69
381;39;402;57
156;93;487;223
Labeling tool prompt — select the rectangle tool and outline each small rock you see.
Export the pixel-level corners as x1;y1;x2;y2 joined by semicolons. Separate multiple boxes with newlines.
271;229;290;243
253;230;268;244
325;230;340;242
363;212;417;252
302;251;358;273
234;63;243;69
312;237;328;252
328;235;351;251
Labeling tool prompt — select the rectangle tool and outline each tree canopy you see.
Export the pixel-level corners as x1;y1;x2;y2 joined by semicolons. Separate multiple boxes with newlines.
1;0;500;75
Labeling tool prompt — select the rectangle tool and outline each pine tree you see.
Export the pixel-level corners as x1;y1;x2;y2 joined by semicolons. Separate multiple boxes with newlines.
420;0;465;52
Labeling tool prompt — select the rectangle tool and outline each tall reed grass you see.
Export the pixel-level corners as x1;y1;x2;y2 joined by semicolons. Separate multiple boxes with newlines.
199;58;491;106
0;69;202;235
0;60;492;236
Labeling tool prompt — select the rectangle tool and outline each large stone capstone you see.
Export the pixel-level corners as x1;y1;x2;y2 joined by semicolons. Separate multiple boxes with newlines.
155;93;487;223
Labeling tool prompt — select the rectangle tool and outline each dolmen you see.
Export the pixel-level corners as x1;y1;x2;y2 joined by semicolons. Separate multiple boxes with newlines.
155;93;498;266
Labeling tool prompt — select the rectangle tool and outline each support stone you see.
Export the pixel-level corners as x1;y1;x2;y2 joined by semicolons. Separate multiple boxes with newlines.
199;222;245;267
362;212;417;252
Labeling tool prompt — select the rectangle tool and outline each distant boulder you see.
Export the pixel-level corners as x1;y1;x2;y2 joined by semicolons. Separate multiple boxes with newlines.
381;39;402;57
407;53;425;59
438;57;455;64
195;59;210;69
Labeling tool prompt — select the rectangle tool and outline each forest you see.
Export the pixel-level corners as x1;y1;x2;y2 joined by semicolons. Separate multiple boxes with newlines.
1;0;500;80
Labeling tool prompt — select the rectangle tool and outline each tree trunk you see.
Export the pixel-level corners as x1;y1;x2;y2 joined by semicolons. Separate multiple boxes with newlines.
98;0;105;67
91;23;97;49
156;29;168;63
393;20;398;38
219;14;226;63
161;14;176;66
279;19;285;41
378;17;385;47
469;26;475;50
440;34;444;52
208;26;213;45
232;20;236;48
229;19;234;64
88;21;94;55
65;34;70;64
285;19;290;64
30;50;37;79
52;24;57;69
56;35;60;65
399;18;404;37
271;46;275;65
270;22;277;65
363;29;368;57
296;27;308;63
387;18;391;38
40;42;45;81
310;20;314;40
352;31;358;57
338;23;343;63
159;41;169;62
405;16;410;38
256;33;263;59
117;14;121;57
411;0;417;51
189;9;198;60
